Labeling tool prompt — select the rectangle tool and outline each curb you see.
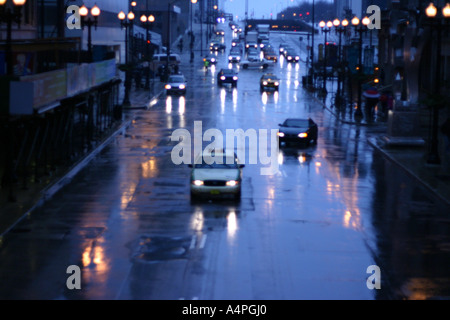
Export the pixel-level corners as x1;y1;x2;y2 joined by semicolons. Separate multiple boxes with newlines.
368;137;450;207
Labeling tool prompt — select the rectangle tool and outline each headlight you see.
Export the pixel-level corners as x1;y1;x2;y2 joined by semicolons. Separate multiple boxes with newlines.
226;180;239;187
179;84;186;89
277;132;285;137
229;56;232;60
220;76;226;80
298;133;308;138
295;56;300;60
165;84;171;89
211;58;216;62
262;81;268;85
233;76;238;81
246;44;249;48
192;180;204;186
287;56;292;60
237;57;240;60
260;44;264;48
274;82;279;86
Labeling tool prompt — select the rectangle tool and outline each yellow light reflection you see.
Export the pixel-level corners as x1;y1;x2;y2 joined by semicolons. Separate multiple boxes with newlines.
261;92;268;105
141;158;157;179
210;64;216;76
179;96;185;115
191;208;204;232
81;241;107;272
120;183;136;210
227;211;238;241
278;151;284;165
166;95;172;114
343;210;361;230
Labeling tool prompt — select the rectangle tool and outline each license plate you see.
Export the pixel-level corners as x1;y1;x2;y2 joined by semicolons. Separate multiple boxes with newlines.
210;190;220;195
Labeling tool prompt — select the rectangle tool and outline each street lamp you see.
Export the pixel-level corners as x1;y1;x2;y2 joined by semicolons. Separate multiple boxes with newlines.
79;4;101;62
352;16;370;119
0;0;27;76
140;14;155;89
319;20;332;96
333;18;348;108
425;2;450;165
118;8;135;106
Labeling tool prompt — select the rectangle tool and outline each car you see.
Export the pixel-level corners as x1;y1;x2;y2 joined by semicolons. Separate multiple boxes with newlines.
204;54;218;65
279;43;289;54
210;41;226;51
259;39;270;49
240;56;271;69
263;47;278;62
260;73;280;91
217;68;238;87
282;45;295;57
228;50;241;63
215;29;225;36
285;49;300;62
165;74;187;95
189;149;245;201
245;41;258;51
277;118;318;146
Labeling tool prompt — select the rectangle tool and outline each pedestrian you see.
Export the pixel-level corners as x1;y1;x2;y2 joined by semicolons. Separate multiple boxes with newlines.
379;92;388;116
441;117;450;153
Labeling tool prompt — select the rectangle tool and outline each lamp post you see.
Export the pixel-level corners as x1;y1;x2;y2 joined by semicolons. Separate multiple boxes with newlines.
0;0;27;77
319;20;332;96
140;14;155;89
165;0;198;81
352;16;370;119
333;18;348;108
118;9;135;106
79;4;100;62
425;2;450;165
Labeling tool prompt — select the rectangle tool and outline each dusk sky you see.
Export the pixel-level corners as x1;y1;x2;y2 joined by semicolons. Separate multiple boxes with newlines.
221;0;332;21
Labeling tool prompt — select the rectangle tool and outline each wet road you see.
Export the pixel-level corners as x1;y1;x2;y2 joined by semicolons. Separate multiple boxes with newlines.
0;27;449;300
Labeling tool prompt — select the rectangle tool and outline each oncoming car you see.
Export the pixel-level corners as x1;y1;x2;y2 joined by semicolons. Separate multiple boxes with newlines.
260;73;280;91
217;68;238;87
278;118;318;147
189;149;245;201
165;74;186;95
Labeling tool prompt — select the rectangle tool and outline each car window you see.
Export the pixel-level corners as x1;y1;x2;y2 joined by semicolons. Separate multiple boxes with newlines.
193;155;240;169
283;119;310;128
169;76;184;82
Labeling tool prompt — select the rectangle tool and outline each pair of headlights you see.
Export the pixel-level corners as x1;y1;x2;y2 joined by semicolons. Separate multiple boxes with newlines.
277;132;308;138
192;180;239;186
220;76;238;81
165;84;186;90
262;81;279;86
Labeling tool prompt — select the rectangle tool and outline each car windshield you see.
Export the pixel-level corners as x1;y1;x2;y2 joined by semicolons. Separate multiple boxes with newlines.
283;119;310;128
193;155;240;169
222;69;234;75
169;76;184;82
263;75;277;80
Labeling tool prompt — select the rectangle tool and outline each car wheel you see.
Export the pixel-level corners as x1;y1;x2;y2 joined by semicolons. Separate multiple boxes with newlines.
234;191;241;202
190;192;199;203
263;64;268;69
243;64;248;69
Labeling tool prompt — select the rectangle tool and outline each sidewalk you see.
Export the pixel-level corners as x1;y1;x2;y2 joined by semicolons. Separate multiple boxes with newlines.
310;86;450;207
0;82;165;237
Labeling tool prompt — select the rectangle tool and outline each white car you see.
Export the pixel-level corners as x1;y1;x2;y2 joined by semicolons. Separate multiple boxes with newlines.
165;74;186;95
189;149;245;201
240;56;272;69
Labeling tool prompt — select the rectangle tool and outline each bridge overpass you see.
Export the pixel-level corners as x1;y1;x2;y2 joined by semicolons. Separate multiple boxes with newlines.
245;19;318;34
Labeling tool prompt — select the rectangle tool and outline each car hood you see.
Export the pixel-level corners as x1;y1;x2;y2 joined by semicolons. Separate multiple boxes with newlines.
192;168;240;181
168;82;185;86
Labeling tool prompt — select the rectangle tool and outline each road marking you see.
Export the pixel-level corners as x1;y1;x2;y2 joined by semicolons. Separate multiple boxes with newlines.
199;234;207;249
189;235;197;250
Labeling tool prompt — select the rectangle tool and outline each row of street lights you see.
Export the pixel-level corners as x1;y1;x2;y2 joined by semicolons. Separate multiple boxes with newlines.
318;15;369;118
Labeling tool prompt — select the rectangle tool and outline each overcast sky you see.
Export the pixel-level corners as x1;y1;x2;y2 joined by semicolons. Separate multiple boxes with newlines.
222;0;328;20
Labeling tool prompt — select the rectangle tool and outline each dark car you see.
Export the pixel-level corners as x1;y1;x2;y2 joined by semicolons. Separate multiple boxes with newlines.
277;118;318;146
260;73;280;91
217;68;238;87
285;49;300;62
210;41;226;52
